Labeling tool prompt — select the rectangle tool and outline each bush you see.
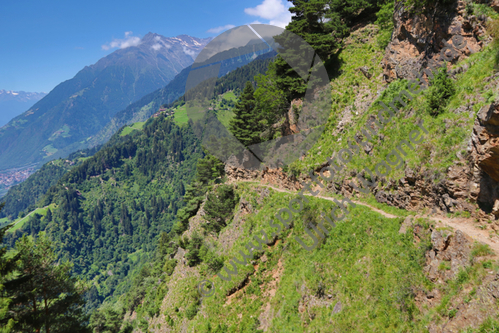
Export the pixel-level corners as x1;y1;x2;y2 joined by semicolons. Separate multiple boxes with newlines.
477;317;499;332
185;231;203;267
163;259;177;276
471;242;494;257
203;185;239;233
425;67;455;116
375;0;395;50
185;303;199;320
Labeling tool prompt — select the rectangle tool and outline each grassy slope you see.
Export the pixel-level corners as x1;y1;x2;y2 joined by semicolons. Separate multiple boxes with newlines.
170;91;237;128
174;106;189;126
8;204;56;233
291;28;498;187
145;184;497;332
187;185;431;332
142;20;499;332
120;121;146;136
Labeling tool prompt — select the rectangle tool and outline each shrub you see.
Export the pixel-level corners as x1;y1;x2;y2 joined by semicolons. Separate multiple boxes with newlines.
471;242;494;257
203;185;239;233
375;0;395;50
477;317;499;332
425;67;456;116
185;231;204;266
163;259;177;276
185;303;199;320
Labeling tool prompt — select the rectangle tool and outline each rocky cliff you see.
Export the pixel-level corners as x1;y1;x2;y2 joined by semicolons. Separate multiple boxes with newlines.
382;0;489;83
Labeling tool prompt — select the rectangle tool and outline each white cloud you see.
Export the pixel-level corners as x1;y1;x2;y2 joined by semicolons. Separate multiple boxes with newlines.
244;0;292;28
151;43;162;51
183;46;196;57
207;24;236;34
102;31;142;50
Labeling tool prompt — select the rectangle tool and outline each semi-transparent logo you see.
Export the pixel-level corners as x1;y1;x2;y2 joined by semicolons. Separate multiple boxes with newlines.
184;24;331;170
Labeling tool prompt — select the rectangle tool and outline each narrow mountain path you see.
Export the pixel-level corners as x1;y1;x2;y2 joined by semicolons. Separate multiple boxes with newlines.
245;182;499;256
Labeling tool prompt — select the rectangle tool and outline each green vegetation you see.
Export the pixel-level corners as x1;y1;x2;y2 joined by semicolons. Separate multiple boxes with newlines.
375;0;395;49
3;114;202;312
0;146;100;220
3;1;499;332
7;204;56;233
173;105;189;125
425;67;456;116
471;242;494;257
172;153;225;235
1;232;89;332
203;184;239;233
229;82;262;147
214;92;237;128
153;184;433;331
120;121;145;136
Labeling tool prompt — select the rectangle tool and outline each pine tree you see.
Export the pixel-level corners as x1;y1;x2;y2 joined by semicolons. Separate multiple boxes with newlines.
270;0;384;99
0;203;17;333
229;81;262;147
45;208;52;222
0;232;89;333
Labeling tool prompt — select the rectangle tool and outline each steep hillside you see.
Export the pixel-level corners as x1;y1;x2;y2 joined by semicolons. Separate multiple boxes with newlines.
3;1;499;332
0;33;210;171
2;114;203;311
0;146;100;220
95;1;499;332
129;182;498;332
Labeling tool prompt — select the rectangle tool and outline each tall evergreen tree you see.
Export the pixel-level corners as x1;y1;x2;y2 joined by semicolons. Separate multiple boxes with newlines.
0;203;16;333
0;232;89;333
270;0;386;99
229;81;262;147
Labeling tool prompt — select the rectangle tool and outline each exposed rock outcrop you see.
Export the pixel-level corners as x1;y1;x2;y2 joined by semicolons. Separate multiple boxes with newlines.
470;103;499;216
225;163;302;191
382;0;488;83
425;229;473;282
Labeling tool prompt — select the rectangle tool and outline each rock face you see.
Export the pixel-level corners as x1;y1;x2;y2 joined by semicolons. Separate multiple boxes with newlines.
470;103;499;216
382;0;487;83
425;229;472;282
225;163;302;191
424;229;499;333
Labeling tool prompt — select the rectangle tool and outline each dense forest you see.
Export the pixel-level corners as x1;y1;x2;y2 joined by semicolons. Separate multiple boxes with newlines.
3;114;203;313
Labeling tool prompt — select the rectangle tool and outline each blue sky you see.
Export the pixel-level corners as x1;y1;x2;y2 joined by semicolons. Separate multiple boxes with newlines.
0;0;292;93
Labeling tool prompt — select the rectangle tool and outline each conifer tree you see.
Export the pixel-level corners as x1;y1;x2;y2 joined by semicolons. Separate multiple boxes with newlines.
229;81;262;147
0;203;16;333
0;232;89;333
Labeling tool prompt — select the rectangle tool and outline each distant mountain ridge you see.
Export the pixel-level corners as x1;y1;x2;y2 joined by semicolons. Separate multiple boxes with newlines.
90;47;276;146
0;33;210;171
0;90;47;127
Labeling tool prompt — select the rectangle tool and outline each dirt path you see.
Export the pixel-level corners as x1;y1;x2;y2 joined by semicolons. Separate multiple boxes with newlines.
430;215;499;256
250;183;499;256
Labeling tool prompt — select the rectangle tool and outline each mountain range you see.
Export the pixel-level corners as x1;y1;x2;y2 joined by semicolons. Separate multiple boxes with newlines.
0;90;47;127
0;33;210;171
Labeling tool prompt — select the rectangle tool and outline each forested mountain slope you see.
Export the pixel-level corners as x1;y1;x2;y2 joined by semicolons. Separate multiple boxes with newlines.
2;114;203;311
90;49;276;147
